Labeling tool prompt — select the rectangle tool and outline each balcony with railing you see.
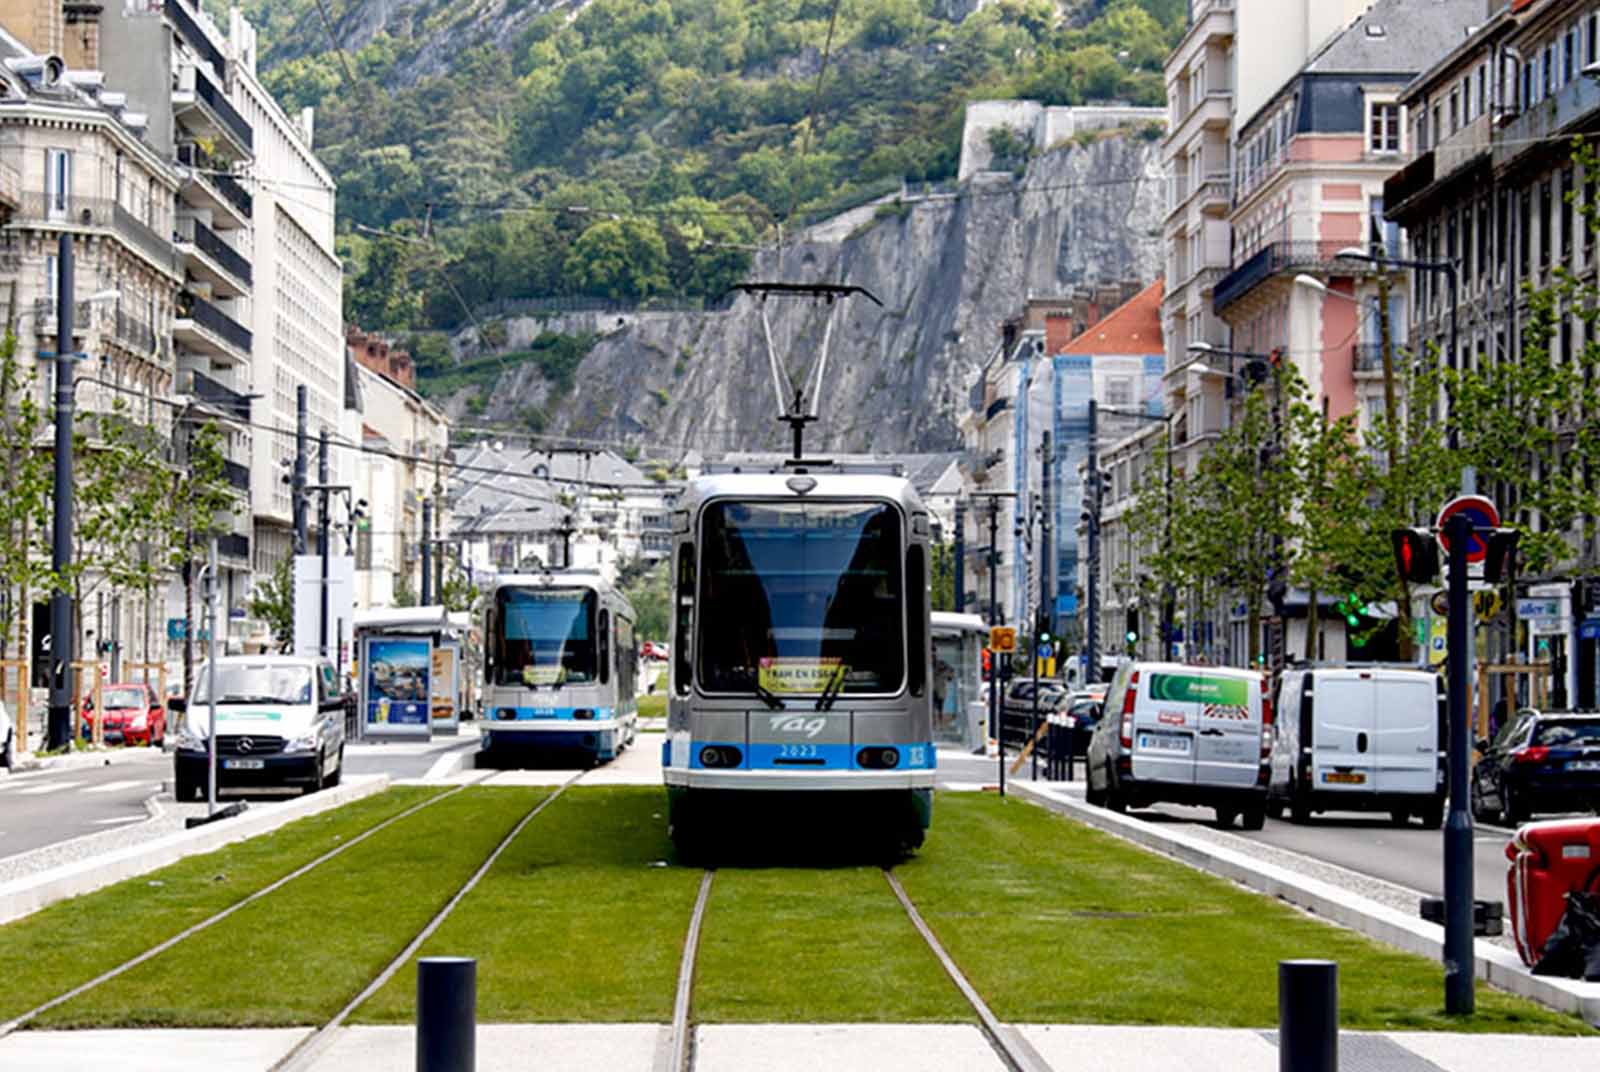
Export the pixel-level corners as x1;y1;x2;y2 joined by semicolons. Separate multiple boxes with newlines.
191;369;253;423
1213;240;1407;314
163;0;226;76
222;459;251;494
176;217;251;296
174;293;251;362
174;63;253;157
1351;343;1415;375
217;531;250;562
176;143;252;226
1495;71;1600;173
12;193;176;274
113;309;156;355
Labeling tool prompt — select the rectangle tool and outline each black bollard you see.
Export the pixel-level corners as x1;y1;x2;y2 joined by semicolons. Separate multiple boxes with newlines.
1278;959;1337;1072
417;956;476;1072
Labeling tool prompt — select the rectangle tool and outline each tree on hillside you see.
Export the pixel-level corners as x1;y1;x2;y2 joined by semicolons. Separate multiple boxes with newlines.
563;217;671;299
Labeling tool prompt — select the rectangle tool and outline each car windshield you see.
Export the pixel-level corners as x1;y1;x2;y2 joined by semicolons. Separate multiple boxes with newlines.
1535;720;1600;747
1070;699;1101;719
191;664;313;706
697;500;904;695
494;586;597;686
101;688;146;709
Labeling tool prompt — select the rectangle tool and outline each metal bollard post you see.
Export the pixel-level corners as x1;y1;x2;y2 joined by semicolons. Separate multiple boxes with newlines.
1278;959;1337;1072
417;956;476;1072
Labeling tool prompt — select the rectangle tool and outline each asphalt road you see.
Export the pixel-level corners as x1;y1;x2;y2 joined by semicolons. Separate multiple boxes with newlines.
0;750;169;858
0;727;483;864
933;748;1521;901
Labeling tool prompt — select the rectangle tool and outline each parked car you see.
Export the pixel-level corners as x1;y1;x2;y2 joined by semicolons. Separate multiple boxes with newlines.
1267;665;1445;827
172;655;348;801
641;640;670;661
1086;661;1270;829
1471;710;1600;826
1;699;13;769
1000;680;1070;749
80;683;167;748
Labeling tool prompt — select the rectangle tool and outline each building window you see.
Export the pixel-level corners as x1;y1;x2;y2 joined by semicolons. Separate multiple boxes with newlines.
1565;27;1577;85
1105;377;1135;408
1540;180;1552;269
1590;14;1599;67
45;148;70;221
1523;60;1535;108
1368;100;1401;153
1544;44;1555;95
1562;167;1575;262
1478;198;1491;283
1478;63;1489;118
1462;206;1474;286
1520;188;1532;277
1448;86;1460;134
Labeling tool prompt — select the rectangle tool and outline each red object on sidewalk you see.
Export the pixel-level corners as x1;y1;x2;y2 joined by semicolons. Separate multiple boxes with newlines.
1506;818;1600;966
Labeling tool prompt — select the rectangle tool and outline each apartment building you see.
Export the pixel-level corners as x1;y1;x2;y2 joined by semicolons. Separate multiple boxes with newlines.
224;14;344;583
95;0;256;622
1384;0;1600;707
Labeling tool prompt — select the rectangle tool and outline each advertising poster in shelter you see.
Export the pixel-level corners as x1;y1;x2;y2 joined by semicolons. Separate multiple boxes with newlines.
362;635;432;737
430;642;460;733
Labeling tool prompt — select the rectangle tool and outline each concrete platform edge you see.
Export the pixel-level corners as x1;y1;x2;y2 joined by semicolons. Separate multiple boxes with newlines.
1008;781;1600;1027
0;774;390;926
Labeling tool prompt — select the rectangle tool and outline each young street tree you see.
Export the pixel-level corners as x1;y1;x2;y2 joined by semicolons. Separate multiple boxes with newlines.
170;419;238;693
0;330;53;682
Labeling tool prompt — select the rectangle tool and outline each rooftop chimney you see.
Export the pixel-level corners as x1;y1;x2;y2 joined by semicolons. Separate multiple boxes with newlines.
62;2;101;72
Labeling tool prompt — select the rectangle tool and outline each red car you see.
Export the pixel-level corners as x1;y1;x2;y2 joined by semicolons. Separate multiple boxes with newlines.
641;640;670;661
80;682;167;747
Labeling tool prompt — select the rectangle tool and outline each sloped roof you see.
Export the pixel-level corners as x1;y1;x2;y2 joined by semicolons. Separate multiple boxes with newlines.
1304;0;1484;75
1057;280;1164;356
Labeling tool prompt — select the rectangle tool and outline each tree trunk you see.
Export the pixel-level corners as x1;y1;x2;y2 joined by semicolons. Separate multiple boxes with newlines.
182;557;194;698
1305;586;1319;660
1247;592;1261;667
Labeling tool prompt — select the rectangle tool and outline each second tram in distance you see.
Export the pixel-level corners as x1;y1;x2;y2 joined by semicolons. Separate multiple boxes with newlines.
481;570;639;766
662;463;936;854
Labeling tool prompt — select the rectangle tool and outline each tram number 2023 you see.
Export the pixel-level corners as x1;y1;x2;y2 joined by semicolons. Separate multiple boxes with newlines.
779;743;820;759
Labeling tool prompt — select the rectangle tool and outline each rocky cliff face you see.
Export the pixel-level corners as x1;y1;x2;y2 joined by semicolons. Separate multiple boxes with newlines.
448;133;1166;456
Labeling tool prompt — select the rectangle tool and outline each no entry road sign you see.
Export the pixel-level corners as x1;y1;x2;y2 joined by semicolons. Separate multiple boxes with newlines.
1436;495;1499;563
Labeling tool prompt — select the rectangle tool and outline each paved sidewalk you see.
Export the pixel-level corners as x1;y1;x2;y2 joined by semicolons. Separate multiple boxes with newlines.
2;1024;1597;1071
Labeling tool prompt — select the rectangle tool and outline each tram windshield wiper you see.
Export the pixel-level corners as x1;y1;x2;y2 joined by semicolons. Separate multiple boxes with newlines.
816;665;848;712
732;669;786;710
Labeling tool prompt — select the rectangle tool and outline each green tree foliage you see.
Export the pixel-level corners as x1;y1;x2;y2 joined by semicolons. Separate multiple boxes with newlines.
247;556;295;653
0;331;52;653
235;0;1180;333
620;558;672;640
563;217;671;299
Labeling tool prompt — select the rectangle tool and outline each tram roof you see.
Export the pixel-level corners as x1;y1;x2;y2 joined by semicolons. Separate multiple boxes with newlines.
683;470;926;509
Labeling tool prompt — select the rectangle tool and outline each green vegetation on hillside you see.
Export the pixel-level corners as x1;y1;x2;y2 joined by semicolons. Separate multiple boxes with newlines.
223;0;1181;339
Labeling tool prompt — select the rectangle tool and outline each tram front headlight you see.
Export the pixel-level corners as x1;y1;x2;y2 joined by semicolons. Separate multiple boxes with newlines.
497;707;517;721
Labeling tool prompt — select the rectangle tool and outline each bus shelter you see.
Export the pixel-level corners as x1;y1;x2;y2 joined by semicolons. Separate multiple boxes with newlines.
932;612;988;754
353;606;466;740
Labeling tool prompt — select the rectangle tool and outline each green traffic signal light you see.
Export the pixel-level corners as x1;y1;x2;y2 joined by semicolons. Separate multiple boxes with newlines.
1125;630;1137;644
1345;614;1360;628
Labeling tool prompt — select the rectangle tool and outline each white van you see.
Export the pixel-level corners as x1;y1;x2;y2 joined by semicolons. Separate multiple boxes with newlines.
1266;665;1444;827
172;655;349;800
1085;661;1270;828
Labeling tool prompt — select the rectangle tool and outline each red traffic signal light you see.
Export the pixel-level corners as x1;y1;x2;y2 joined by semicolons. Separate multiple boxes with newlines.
1391;527;1439;584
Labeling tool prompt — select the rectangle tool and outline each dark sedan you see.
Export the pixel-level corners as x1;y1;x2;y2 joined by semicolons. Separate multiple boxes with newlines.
1471;710;1600;826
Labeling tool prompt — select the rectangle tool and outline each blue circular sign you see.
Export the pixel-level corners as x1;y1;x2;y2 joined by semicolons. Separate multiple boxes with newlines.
1435;495;1499;563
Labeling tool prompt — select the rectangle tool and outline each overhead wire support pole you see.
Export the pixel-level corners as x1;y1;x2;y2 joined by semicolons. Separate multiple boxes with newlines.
1443;512;1474;1015
46;232;75;750
318;429;330;659
970;490;1017;795
293;386;308;555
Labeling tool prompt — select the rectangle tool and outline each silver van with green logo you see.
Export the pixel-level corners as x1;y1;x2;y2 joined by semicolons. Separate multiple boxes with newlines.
1086;661;1271;828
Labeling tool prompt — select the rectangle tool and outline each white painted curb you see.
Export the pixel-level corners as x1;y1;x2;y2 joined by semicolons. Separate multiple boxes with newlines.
0;774;390;926
1010;781;1600;1027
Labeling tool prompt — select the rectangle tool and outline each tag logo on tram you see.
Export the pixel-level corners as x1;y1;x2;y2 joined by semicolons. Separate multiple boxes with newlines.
770;715;827;738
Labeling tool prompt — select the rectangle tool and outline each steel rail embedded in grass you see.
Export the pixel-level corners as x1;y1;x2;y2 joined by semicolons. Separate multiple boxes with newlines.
271;771;586;1072
882;869;1052;1072
0;781;476;1041
663;869;715;1072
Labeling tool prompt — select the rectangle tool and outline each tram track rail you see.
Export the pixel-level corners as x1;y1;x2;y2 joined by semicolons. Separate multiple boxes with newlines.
660;870;715;1072
0;776;490;1042
882;869;1051;1072
272;771;585;1072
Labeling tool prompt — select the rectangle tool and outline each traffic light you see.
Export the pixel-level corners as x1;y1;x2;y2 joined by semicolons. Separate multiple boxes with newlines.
1125;607;1139;647
1482;529;1520;584
1391;527;1440;584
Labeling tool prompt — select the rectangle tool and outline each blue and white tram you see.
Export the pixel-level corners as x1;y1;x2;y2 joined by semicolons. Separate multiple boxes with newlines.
481;570;639;765
662;464;936;852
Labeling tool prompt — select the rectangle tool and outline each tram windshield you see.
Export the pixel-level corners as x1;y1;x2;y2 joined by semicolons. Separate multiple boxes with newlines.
493;586;598;686
698;500;904;695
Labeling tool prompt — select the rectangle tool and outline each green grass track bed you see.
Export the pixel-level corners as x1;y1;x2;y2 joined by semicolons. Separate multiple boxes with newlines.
0;785;443;1025
36;787;548;1029
895;794;1591;1035
694;866;970;1023
358;786;702;1023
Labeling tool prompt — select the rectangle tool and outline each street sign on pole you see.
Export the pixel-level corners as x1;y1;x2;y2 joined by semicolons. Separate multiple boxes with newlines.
1435;495;1500;564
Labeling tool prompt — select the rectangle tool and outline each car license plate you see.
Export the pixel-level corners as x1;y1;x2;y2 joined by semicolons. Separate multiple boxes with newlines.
1137;732;1190;754
1322;771;1366;785
1568;760;1600;771
223;758;264;771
